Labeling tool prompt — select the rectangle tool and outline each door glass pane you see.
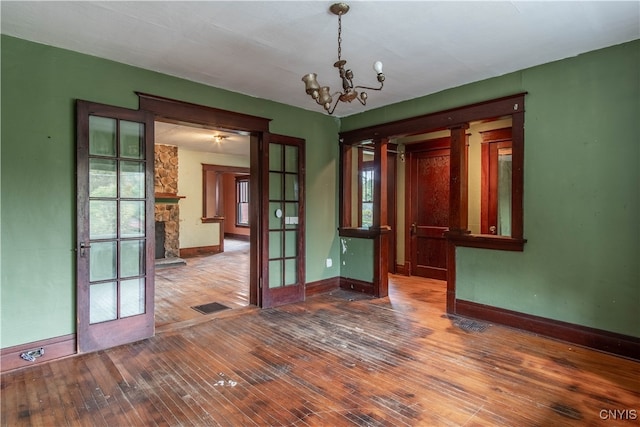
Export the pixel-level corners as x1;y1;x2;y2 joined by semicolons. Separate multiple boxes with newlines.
285;203;299;229
269;143;282;171
90;241;117;282
120;120;144;159
90;282;117;323
120;240;144;278
285;231;297;257
269;260;282;288
120;161;145;198
90;159;117;197
120;278;145;317
285;145;298;173
90;200;117;239
89;116;116;157
285;174;298;201
269;172;282;199
120;200;145;238
284;259;297;286
269;202;283;229
269;231;283;258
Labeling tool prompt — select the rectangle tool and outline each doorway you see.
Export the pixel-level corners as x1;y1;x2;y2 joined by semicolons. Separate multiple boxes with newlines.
153;120;252;328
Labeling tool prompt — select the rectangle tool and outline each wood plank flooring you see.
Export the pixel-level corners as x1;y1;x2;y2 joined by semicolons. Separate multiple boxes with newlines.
154;239;251;329
3;259;639;426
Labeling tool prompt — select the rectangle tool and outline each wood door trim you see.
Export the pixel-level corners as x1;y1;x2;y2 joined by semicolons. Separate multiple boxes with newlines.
137;92;271;132
136;93;272;307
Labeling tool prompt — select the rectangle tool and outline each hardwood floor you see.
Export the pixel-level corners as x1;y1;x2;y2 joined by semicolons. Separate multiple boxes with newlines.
154;238;251;330
2;259;639;426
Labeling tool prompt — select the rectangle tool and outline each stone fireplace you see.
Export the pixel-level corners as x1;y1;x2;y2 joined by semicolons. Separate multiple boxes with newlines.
154;144;182;260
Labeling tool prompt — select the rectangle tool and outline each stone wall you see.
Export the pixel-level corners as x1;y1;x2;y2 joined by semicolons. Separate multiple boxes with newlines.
154;144;180;258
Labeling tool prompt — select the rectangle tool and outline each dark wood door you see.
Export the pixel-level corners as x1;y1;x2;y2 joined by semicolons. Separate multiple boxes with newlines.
408;140;450;280
76;100;155;353
260;134;306;308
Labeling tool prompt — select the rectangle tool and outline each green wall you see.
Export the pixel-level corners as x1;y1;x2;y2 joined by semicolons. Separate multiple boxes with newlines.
343;40;640;337
0;35;340;348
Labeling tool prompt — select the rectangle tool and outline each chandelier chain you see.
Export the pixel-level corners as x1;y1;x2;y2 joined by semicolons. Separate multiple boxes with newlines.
337;13;342;61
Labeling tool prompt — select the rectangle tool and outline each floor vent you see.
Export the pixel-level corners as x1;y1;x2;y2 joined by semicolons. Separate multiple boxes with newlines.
191;302;231;315
450;316;490;333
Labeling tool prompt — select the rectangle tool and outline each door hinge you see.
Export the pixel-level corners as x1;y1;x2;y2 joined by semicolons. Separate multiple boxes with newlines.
259;277;263;289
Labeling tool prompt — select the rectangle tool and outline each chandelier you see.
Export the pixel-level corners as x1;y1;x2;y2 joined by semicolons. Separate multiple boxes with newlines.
302;3;385;115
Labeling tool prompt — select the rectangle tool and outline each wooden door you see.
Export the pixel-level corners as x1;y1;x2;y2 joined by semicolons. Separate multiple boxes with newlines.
408;139;450;280
260;134;305;308
76;100;155;353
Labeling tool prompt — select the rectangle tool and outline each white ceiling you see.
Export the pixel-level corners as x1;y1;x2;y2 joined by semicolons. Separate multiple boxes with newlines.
154;121;250;155
2;1;638;150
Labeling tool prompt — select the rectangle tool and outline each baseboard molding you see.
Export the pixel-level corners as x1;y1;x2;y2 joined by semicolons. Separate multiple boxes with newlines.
395;263;409;276
180;245;221;258
224;233;250;241
1;334;76;373
305;277;340;297
456;299;640;361
340;277;375;295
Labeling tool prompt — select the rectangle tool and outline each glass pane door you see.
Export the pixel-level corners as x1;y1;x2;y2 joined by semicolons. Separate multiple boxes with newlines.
77;101;154;353
88;117;146;322
261;135;305;308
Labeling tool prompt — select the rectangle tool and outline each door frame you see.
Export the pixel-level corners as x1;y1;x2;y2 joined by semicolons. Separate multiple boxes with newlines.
137;92;271;307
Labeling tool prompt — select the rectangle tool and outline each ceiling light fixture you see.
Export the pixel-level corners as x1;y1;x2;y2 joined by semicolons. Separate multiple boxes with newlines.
213;135;227;143
302;2;385;115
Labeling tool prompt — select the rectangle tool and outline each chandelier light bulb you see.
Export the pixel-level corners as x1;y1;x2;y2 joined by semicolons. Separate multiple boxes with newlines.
373;61;383;75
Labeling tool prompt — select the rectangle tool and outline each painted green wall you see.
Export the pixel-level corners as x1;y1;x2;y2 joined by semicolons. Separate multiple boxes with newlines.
340;238;374;282
343;40;640;337
0;35;340;348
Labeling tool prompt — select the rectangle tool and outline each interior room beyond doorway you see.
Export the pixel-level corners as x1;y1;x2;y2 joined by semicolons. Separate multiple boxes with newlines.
154;120;252;328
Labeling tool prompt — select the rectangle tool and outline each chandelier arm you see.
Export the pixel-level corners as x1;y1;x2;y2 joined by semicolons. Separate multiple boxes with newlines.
354;81;384;92
326;97;342;115
356;95;366;106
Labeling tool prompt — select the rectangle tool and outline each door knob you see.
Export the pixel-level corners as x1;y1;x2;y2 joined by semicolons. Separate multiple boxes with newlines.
79;242;91;257
411;223;417;235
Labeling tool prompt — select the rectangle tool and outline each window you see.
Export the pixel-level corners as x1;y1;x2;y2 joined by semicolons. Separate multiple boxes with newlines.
236;176;249;226
359;152;374;228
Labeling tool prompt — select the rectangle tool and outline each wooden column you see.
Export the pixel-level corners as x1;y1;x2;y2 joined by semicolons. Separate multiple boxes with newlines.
447;124;469;313
448;124;470;233
373;139;389;297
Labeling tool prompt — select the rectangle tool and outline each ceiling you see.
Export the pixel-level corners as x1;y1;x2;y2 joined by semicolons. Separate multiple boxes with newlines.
2;1;638;151
154;121;249;155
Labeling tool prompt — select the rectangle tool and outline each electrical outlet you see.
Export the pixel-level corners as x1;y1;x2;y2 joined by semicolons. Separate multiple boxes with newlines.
326;258;332;268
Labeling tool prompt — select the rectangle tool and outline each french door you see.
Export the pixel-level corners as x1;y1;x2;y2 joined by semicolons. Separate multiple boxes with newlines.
260;134;305;308
76;101;155;353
